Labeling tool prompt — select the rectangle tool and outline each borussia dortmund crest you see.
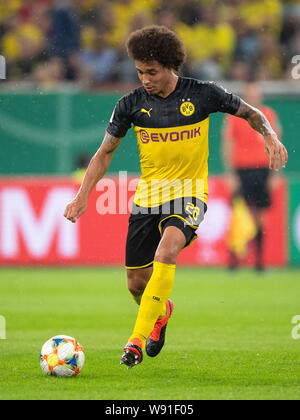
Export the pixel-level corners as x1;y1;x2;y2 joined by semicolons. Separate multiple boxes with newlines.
180;101;195;117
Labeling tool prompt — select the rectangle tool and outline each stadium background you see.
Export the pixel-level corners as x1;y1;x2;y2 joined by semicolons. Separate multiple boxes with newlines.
0;0;299;267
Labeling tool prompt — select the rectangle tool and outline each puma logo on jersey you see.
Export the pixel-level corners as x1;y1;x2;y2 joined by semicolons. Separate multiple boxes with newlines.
141;108;152;117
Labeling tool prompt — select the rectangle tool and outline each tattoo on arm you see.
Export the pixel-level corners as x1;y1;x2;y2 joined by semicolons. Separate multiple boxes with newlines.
101;131;123;154
235;99;275;137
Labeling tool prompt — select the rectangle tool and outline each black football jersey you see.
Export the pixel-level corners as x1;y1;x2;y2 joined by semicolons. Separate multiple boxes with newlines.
107;77;240;207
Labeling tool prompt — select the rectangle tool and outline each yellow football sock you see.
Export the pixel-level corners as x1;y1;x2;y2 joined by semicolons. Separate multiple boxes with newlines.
128;261;176;349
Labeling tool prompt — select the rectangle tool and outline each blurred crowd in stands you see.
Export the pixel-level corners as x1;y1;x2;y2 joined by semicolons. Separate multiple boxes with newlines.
1;0;300;88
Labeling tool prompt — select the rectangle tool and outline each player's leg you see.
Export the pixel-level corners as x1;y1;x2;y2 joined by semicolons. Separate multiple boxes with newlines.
228;170;244;270
125;207;160;302
251;168;271;271
121;199;206;368
144;225;185;357
252;207;264;271
122;265;172;369
126;265;173;357
126;266;153;305
121;209;161;368
125;225;185;351
121;226;185;368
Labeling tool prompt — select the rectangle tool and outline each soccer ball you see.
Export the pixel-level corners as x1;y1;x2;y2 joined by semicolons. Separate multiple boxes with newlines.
39;335;85;377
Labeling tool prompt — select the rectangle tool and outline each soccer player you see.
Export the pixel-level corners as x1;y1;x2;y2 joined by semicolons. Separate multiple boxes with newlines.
64;26;288;369
223;82;282;271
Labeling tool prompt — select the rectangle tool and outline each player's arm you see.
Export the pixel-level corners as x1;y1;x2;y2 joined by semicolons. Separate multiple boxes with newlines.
234;99;288;171
64;131;122;223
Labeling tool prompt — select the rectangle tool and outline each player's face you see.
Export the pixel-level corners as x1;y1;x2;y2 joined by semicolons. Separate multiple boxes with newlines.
135;60;173;96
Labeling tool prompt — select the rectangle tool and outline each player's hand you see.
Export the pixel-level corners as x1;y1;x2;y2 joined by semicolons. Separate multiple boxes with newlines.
64;196;88;223
264;133;288;171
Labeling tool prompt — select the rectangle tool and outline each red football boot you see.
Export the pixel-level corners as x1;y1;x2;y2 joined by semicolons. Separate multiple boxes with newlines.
146;300;174;357
120;338;143;369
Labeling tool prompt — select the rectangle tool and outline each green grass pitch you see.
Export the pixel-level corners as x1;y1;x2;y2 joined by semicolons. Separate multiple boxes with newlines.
0;267;300;400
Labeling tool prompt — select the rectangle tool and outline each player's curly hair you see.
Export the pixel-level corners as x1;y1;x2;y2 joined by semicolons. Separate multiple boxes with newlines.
126;25;186;71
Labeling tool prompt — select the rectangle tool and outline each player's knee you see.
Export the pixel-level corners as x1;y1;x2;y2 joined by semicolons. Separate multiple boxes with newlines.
128;284;143;297
154;246;179;265
126;270;147;296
